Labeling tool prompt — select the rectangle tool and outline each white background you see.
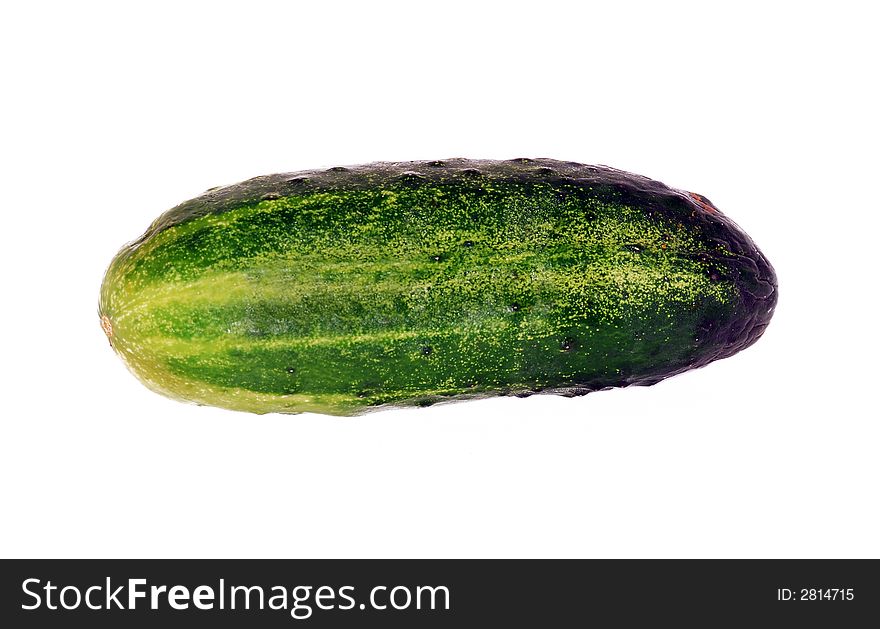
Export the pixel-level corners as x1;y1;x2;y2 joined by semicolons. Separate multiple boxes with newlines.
2;1;877;558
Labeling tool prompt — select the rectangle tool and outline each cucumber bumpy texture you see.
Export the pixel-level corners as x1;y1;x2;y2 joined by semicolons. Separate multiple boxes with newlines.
99;158;777;416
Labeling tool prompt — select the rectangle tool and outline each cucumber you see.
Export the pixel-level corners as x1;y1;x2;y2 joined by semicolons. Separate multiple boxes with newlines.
99;158;777;416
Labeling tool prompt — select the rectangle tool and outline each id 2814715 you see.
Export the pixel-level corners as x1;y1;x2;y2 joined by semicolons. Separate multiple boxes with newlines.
777;588;854;601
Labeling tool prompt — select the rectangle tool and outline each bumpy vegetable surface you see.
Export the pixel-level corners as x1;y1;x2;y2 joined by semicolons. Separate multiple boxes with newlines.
99;159;777;415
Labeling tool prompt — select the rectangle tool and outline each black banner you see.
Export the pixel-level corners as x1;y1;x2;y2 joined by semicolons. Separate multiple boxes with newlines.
1;559;876;626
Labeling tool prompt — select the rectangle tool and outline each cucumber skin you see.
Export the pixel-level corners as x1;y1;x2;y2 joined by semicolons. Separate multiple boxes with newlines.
99;158;777;416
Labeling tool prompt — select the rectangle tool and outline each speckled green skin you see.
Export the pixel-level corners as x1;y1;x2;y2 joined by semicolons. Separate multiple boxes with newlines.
99;158;777;416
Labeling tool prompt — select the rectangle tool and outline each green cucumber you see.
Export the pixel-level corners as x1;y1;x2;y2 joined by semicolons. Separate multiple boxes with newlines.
99;158;777;416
